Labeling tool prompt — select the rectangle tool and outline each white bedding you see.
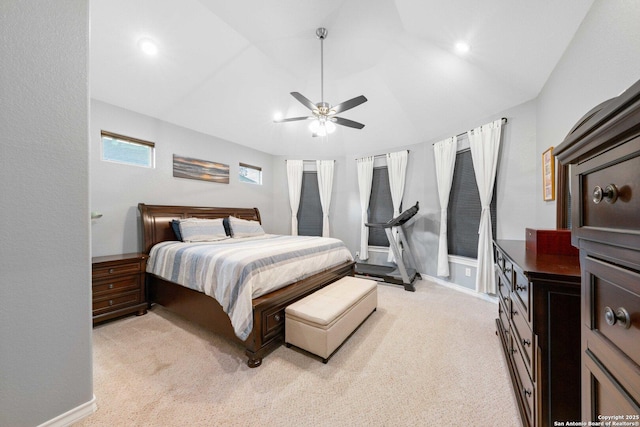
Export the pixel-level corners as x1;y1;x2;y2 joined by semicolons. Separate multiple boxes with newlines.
147;234;353;340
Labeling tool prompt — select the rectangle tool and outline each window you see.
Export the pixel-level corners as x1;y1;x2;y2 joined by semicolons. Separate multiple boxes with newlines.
367;166;395;247
297;172;323;236
239;162;262;185
447;149;497;258
101;131;155;168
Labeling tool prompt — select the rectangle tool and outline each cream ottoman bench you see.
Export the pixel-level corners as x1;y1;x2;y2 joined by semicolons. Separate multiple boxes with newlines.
285;276;377;363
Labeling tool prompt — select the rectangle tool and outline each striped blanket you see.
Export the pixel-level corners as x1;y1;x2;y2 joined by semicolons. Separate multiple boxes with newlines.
147;234;353;340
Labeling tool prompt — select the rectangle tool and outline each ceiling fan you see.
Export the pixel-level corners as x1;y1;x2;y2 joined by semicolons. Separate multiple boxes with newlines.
274;27;367;137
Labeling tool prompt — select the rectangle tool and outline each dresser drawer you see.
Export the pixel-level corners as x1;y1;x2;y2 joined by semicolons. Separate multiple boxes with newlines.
512;334;535;425
92;275;140;298
495;246;513;285
585;256;640;368
498;298;510;335
93;291;141;314
511;297;534;373
497;273;510;305
93;261;143;279
579;138;640;234
513;270;530;320
584;350;640;419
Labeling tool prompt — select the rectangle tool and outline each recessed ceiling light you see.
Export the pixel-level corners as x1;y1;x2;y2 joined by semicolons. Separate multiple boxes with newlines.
138;38;158;56
454;41;470;55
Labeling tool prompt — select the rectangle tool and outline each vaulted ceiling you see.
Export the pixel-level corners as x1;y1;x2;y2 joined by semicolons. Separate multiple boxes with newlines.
90;0;594;157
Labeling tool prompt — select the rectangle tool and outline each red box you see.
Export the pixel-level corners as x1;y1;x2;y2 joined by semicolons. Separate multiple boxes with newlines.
525;228;578;256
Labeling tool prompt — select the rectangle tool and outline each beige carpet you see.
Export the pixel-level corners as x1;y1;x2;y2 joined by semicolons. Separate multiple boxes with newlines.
76;279;521;427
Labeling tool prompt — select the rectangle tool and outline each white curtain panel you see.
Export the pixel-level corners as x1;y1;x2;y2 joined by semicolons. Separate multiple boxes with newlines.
468;119;503;294
386;150;409;263
286;160;304;236
356;156;374;260
316;160;335;237
433;136;458;277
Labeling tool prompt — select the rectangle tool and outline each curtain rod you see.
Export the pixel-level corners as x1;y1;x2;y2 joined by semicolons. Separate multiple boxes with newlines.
284;159;336;162
431;117;508;145
355;149;410;161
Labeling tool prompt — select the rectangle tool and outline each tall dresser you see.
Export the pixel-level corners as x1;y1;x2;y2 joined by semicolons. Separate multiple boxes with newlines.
555;79;640;420
494;240;581;426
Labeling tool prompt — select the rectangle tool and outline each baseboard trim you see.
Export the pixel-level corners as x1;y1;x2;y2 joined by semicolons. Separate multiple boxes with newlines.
38;395;97;427
423;274;498;304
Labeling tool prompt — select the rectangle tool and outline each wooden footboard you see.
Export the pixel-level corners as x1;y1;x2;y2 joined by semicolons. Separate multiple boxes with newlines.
148;261;354;367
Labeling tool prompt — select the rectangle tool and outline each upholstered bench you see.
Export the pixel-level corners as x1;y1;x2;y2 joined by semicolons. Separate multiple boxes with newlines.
285;276;377;363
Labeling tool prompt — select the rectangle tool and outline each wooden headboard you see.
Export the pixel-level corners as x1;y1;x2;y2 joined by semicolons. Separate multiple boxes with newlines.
138;203;261;254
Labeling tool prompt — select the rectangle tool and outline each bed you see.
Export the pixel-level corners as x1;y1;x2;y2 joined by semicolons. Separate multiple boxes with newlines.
138;203;355;367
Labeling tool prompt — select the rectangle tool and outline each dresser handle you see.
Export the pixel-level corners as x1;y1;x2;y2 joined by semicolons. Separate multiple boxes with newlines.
604;306;631;329
108;300;114;306
592;184;618;204
108;283;114;289
505;267;512;274
516;284;526;292
274;314;281;322
512;309;518;316
522;338;531;347
108;268;115;274
523;388;532;397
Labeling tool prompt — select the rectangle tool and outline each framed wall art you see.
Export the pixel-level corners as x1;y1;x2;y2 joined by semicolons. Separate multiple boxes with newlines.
542;146;555;201
173;155;229;184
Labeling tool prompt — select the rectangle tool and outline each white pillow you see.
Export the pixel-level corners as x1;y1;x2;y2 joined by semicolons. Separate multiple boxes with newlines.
228;216;265;238
179;218;229;242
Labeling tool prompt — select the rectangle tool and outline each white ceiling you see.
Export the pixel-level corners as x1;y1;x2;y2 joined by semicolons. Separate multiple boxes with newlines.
90;0;594;157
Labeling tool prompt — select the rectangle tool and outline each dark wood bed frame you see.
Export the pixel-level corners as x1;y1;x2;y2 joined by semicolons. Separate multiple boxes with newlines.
138;203;355;368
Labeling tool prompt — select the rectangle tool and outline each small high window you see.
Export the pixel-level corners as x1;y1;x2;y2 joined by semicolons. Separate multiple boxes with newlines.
239;163;262;185
101;131;155;168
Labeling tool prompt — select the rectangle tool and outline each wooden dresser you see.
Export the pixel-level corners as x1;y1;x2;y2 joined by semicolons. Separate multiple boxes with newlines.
555;80;640;420
92;253;148;324
494;240;581;426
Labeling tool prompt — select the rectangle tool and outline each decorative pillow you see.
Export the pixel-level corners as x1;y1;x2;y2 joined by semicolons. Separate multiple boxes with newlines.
228;216;265;238
178;218;228;242
171;220;183;241
223;217;231;237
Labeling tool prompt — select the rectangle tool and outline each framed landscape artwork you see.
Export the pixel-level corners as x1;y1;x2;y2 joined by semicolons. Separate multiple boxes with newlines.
173;155;229;184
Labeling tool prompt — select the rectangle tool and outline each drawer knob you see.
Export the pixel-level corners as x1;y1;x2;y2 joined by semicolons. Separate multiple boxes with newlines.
592;184;618;204
274;314;281;322
108;268;115;274
108;300;114;306
108;283;114;289
604;306;631;329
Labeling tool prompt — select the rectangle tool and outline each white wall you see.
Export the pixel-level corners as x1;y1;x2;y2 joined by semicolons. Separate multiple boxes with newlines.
536;0;640;227
0;1;93;426
90;100;276;257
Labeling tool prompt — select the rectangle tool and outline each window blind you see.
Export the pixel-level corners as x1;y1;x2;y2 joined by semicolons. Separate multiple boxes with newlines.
297;172;323;236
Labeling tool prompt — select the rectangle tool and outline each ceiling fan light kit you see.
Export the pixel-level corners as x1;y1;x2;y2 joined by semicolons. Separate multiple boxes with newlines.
274;27;367;137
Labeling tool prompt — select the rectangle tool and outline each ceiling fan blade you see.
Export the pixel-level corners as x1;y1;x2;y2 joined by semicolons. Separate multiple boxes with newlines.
290;92;317;111
333;116;365;129
274;116;312;123
331;95;367;114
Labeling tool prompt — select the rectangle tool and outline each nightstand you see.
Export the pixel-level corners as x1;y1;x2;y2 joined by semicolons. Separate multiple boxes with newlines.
92;253;148;324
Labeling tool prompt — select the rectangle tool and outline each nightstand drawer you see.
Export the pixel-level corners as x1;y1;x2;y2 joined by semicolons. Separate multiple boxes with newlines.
93;291;141;314
93;261;142;279
93;275;140;298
